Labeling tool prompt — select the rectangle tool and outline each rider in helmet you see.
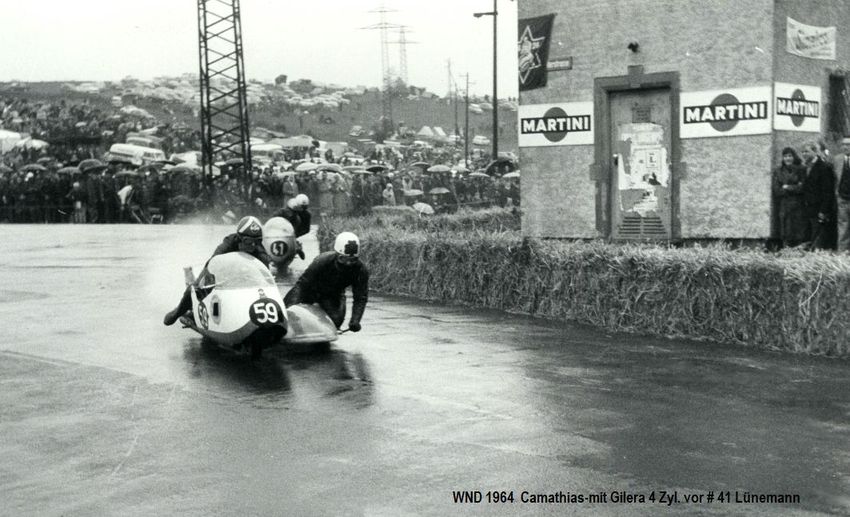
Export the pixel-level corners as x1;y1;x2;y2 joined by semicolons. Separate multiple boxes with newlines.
273;194;311;260
283;231;369;332
163;216;272;326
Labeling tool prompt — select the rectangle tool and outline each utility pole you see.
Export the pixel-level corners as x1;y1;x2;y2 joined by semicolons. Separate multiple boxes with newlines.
463;73;470;168
474;0;501;161
454;86;459;138
492;0;498;160
448;60;459;137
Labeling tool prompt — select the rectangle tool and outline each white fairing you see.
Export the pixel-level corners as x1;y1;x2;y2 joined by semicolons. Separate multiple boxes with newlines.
263;217;297;265
284;304;339;345
190;252;287;346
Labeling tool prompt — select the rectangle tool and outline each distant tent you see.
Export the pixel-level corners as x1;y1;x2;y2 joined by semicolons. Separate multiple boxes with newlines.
417;126;435;138
432;126;447;138
268;135;315;149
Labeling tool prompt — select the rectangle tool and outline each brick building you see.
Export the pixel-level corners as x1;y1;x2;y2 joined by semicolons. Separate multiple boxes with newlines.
518;0;850;240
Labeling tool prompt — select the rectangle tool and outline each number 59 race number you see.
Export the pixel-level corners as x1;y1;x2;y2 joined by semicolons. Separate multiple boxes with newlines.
249;298;283;327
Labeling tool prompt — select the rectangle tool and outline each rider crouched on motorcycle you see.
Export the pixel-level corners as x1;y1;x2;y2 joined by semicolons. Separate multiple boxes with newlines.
283;232;369;332
163;216;271;326
273;193;311;260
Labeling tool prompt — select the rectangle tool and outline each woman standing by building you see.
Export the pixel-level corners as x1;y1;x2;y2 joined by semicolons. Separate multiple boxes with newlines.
772;147;807;248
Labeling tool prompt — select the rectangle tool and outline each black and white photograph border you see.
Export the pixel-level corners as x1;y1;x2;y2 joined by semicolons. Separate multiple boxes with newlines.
1;1;850;516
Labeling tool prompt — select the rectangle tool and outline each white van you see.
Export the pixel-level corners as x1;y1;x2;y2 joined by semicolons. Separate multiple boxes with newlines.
107;143;167;166
472;135;490;146
251;143;285;161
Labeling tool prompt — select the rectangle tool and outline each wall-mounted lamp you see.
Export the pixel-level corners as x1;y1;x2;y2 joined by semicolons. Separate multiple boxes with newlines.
627;42;640;53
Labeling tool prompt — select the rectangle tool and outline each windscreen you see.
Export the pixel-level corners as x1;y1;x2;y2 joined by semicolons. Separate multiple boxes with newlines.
205;252;275;290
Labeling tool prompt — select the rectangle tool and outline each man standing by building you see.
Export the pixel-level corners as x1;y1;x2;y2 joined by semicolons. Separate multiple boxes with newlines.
802;142;836;251
835;137;850;252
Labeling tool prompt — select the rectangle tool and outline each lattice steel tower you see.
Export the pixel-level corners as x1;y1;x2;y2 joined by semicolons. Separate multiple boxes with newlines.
197;0;252;183
361;6;400;135
388;27;416;85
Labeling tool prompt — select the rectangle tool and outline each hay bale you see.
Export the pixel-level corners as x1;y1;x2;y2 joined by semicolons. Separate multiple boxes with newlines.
318;216;850;357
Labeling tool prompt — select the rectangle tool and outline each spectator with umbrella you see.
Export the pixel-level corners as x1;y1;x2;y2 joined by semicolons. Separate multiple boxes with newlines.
79;159;107;223
66;180;87;224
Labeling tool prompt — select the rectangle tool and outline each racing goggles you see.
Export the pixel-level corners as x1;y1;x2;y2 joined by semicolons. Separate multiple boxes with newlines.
239;235;262;248
336;254;359;266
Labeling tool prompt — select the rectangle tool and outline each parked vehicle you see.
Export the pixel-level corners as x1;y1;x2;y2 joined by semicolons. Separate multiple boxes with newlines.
106;143;167;166
472;135;490;146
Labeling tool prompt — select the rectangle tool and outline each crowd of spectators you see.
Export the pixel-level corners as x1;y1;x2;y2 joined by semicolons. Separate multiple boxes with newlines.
0;97;520;224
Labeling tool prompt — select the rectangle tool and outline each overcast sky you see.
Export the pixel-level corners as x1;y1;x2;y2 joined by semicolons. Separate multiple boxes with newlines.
0;0;519;98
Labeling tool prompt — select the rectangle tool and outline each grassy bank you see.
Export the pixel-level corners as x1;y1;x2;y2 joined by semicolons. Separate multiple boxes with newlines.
320;211;850;357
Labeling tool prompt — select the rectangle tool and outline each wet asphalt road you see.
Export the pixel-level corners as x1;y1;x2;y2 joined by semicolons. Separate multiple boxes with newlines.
2;224;850;516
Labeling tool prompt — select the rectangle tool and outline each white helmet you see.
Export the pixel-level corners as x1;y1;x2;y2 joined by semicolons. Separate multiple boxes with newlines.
333;232;360;257
294;194;309;207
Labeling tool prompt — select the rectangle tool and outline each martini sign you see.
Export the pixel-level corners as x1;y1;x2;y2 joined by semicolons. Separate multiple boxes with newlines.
518;102;594;147
680;86;772;138
773;82;821;133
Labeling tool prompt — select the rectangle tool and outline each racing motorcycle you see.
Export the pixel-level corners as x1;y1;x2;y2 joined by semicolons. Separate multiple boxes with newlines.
179;252;337;357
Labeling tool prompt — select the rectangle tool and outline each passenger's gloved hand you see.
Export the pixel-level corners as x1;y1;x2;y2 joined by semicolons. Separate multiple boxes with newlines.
296;241;305;260
348;322;361;332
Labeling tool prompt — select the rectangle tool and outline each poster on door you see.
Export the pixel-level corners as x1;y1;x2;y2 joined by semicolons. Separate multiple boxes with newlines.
616;123;669;217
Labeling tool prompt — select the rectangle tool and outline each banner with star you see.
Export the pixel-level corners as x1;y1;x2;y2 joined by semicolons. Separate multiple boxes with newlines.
518;14;555;91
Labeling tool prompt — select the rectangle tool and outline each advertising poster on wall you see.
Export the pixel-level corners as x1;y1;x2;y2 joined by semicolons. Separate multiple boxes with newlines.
680;86;772;139
773;83;822;133
786;17;836;60
518;102;593;147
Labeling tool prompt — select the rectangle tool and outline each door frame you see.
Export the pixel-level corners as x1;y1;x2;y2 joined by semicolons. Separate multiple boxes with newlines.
592;67;681;239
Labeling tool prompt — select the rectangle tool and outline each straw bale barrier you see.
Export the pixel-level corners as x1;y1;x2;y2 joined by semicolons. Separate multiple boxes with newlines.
320;212;850;357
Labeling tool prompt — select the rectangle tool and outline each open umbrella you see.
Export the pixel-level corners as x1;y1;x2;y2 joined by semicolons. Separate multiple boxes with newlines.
168;165;199;175
403;189;424;197
21;163;47;173
342;166;366;172
426;165;451;174
412;202;434;215
57;166;81;175
410;161;430;169
469;171;490;178
14;138;49;150
366;165;388;173
79;159;108;174
316;163;342;173
454;165;469;173
115;170;140;178
353;170;372;175
428;187;450;195
295;162;318;172
501;171;520;179
225;158;247;167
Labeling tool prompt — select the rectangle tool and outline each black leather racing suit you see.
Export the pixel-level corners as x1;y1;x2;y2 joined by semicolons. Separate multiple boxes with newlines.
283;251;369;329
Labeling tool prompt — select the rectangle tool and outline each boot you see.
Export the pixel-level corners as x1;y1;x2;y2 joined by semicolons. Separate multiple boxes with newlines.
163;287;192;326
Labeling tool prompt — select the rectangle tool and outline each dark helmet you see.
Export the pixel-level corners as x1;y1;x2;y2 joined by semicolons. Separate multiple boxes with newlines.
236;216;263;238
